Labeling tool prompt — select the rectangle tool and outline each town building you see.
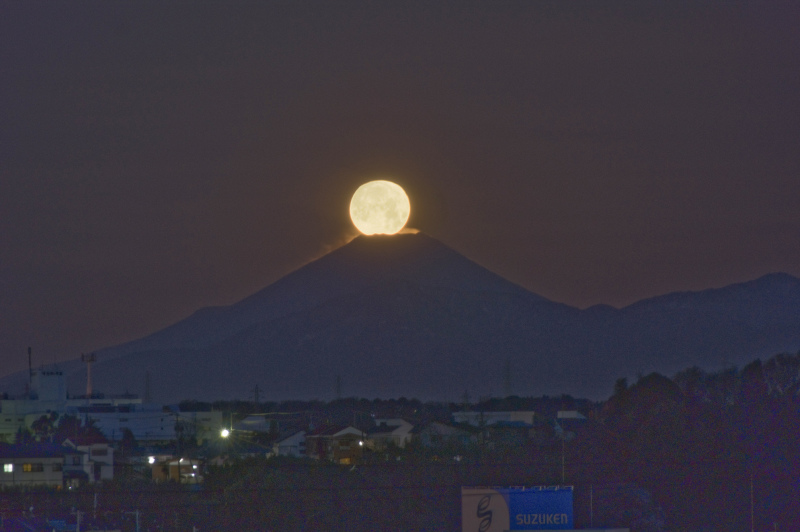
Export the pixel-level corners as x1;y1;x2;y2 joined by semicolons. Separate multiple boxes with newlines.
1;365;226;445
0;365;147;443
175;409;225;445
0;442;84;488
68;402;176;443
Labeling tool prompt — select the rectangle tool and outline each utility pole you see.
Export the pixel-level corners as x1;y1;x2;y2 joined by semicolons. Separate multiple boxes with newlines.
750;474;754;532
72;509;83;532
125;510;140;532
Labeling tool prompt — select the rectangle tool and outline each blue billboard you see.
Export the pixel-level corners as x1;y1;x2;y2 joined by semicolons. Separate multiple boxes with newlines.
462;486;573;531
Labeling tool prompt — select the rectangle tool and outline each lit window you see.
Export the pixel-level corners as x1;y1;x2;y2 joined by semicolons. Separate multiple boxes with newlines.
23;463;43;472
3;464;12;473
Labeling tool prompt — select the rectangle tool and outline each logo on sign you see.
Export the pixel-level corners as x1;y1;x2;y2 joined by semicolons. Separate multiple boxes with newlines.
476;495;493;532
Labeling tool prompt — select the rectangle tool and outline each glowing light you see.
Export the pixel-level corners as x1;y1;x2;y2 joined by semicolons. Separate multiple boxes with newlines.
349;180;410;235
220;429;230;438
147;456;155;465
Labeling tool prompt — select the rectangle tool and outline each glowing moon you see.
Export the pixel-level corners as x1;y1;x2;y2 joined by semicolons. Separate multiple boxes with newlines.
349;180;410;235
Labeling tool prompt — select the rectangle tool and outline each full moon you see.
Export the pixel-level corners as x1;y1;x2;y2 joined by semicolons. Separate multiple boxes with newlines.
349;180;411;235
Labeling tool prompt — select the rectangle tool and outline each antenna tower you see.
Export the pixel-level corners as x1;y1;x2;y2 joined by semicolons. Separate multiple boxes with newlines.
81;353;96;397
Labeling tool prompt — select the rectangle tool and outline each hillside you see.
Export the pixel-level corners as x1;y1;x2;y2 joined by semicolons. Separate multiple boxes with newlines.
2;234;798;403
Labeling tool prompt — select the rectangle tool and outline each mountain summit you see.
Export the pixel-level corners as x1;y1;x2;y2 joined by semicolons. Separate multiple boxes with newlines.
3;234;799;403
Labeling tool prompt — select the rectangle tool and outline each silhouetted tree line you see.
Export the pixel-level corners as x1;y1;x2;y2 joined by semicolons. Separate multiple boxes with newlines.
15;413;106;445
579;351;800;530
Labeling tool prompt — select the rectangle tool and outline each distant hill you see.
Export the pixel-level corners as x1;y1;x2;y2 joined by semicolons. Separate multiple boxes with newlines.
2;233;799;403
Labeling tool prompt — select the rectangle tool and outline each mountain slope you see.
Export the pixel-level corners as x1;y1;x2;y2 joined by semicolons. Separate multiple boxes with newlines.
102;233;550;358
2;234;798;403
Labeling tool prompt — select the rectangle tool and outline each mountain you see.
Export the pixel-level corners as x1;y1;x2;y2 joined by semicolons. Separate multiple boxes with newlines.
2;234;799;403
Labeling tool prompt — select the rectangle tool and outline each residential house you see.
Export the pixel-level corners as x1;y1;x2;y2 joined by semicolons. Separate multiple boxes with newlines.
63;435;113;483
305;425;364;464
414;421;479;448
272;430;306;458
365;418;413;450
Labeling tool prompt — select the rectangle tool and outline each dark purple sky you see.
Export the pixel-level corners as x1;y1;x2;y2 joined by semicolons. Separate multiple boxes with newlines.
2;2;798;376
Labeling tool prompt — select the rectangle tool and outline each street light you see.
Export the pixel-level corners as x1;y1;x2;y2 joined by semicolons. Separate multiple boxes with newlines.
220;428;230;438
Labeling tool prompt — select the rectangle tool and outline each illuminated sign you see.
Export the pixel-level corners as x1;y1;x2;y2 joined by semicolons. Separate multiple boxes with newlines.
462;486;573;531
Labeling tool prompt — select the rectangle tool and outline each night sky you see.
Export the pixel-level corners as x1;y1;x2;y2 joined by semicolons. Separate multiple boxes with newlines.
2;2;798;377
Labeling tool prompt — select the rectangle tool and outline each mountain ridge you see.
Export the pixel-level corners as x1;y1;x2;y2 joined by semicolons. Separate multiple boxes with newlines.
1;234;798;402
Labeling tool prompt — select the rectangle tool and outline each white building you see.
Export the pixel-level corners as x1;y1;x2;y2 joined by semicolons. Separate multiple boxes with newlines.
0;367;71;442
366;418;414;449
0;366;145;443
0;443;84;488
176;410;225;445
68;403;176;443
63;436;114;483
272;430;306;457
